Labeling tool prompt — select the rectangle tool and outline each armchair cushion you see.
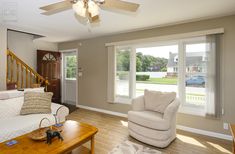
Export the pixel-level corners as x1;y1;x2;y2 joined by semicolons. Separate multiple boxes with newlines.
128;110;170;130
132;96;145;111
163;98;180;121
144;90;176;113
128;121;174;141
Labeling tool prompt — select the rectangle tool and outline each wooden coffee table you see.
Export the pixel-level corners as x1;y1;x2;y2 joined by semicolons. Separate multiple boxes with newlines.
0;120;98;154
230;124;235;154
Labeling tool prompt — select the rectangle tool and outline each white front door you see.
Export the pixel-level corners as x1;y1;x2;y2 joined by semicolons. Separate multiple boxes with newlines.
62;51;77;105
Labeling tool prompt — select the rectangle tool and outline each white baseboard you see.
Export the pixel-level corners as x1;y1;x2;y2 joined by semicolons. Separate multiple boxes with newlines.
176;125;232;141
76;104;128;118
76;104;232;141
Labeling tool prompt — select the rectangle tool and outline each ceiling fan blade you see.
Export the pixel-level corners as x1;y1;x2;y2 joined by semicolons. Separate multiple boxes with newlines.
40;0;72;11
41;6;72;15
100;0;139;12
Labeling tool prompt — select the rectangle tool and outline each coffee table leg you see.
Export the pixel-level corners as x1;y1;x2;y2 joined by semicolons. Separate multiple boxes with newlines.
91;136;95;154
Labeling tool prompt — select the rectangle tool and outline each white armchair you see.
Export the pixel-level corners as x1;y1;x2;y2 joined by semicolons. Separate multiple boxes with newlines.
128;92;180;148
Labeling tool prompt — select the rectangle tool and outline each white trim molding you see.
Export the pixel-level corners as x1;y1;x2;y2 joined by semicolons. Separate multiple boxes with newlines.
77;104;232;141
176;125;232;141
77;105;128;118
105;28;224;47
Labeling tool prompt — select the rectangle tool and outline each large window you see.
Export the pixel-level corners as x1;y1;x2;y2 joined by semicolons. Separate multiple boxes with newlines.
112;36;218;116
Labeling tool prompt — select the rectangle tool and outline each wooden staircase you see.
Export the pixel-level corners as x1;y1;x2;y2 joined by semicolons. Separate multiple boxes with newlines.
6;50;49;90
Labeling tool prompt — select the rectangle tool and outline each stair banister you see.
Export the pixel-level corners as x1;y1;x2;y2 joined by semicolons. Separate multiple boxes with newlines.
6;50;49;91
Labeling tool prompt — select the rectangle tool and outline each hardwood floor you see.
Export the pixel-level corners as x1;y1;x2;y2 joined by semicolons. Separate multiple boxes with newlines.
61;103;77;113
67;109;232;154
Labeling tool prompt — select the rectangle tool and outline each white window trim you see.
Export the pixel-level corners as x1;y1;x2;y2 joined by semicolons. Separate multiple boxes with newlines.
105;28;224;47
65;78;76;81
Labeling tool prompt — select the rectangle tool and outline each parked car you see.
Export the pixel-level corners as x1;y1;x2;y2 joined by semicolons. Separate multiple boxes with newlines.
186;75;205;87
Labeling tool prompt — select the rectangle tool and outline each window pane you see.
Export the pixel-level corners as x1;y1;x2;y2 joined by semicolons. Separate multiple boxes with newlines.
65;55;77;79
136;45;178;97
116;48;131;97
66;56;77;67
66;67;76;79
185;43;206;107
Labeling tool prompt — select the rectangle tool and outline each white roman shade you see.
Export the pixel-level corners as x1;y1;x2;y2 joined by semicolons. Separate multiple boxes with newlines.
107;45;116;103
205;34;222;118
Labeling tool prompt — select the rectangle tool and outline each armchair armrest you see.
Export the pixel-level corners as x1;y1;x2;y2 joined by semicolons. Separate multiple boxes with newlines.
163;98;180;121
132;96;145;111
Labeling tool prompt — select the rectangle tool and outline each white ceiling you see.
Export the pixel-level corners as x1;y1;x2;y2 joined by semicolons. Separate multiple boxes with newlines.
1;0;235;42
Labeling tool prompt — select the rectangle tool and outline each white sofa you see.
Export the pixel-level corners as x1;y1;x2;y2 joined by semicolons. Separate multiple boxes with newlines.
128;93;180;148
0;89;69;143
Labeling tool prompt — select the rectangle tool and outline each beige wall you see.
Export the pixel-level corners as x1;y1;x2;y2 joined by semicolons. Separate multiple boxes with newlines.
33;40;58;52
0;26;7;90
59;15;235;135
8;31;37;69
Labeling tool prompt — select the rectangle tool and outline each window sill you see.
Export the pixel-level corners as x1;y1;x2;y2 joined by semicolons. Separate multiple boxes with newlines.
114;97;132;104
178;106;206;117
65;78;77;81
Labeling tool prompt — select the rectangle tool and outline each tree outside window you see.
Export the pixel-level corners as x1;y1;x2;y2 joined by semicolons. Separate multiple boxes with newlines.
65;55;77;80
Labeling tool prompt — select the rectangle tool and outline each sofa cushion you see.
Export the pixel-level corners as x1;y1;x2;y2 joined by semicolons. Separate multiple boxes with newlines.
0;114;55;143
144;90;176;113
0;103;69;143
128;110;170;130
20;92;53;115
0;90;24;100
0;97;24;119
24;87;45;93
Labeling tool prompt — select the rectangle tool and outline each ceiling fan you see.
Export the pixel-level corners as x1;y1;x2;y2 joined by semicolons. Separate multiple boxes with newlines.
40;0;140;23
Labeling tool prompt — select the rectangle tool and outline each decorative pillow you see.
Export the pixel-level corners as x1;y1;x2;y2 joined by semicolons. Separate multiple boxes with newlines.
20;92;53;115
144;90;176;113
0;90;24;100
24;87;45;93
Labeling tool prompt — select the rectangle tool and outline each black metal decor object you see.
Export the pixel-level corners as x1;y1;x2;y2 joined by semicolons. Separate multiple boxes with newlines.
46;129;63;144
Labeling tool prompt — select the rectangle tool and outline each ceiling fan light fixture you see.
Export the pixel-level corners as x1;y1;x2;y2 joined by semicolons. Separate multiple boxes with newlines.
73;0;86;17
40;0;139;24
88;1;99;17
94;0;105;4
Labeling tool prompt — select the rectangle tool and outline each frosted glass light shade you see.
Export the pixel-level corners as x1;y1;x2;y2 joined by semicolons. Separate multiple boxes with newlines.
94;0;105;3
88;1;99;17
73;1;86;17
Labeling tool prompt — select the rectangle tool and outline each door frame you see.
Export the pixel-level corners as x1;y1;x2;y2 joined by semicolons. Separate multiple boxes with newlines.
60;49;78;106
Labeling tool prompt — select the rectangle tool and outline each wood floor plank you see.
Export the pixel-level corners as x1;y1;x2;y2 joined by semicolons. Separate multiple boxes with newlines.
67;109;232;154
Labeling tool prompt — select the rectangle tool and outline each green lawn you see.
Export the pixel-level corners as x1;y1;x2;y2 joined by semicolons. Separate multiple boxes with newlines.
137;77;177;85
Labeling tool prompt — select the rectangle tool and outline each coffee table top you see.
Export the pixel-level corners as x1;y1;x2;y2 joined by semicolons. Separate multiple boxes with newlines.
0;120;98;154
230;124;235;141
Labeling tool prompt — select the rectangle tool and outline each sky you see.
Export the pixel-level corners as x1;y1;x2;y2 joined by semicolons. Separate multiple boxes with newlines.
136;43;206;59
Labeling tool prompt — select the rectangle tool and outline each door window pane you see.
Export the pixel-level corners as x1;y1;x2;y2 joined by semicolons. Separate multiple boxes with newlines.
135;45;178;97
65;55;77;80
185;43;206;107
116;47;131;98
